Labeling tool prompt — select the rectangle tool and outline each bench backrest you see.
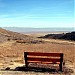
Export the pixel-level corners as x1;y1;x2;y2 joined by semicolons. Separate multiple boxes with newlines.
24;52;63;63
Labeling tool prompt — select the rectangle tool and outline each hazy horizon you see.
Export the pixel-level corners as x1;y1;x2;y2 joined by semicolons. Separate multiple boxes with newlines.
2;27;74;33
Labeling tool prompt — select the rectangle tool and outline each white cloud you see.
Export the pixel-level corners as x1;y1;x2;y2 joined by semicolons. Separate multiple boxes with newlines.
0;12;74;28
0;16;74;28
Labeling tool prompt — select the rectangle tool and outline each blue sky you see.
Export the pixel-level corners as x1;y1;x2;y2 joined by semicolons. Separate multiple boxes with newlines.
0;0;74;28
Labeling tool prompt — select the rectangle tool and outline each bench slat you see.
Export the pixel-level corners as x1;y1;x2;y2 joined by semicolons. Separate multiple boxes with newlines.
28;61;60;64
26;52;62;57
27;57;60;62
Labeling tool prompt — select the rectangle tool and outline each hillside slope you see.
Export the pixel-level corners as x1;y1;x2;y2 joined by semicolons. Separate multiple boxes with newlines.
0;28;29;42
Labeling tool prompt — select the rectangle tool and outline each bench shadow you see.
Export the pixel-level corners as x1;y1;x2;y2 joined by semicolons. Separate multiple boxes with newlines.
14;65;74;74
15;66;56;72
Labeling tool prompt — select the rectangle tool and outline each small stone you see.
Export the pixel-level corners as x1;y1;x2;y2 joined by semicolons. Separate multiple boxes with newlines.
5;67;10;70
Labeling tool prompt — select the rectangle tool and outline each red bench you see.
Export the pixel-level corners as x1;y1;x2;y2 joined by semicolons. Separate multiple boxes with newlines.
24;52;63;71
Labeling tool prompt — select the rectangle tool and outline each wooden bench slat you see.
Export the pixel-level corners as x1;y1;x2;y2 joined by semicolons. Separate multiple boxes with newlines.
27;57;60;62
26;52;62;57
28;61;41;63
28;61;60;64
42;62;60;64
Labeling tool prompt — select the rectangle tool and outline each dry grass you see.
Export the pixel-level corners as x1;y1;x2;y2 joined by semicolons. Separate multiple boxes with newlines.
0;38;75;75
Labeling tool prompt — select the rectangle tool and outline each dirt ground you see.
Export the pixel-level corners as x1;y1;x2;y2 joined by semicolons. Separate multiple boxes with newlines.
0;36;75;75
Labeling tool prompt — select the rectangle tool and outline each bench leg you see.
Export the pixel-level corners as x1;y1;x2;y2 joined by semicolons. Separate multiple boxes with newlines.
59;63;62;71
25;62;28;68
24;52;28;68
59;53;63;71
